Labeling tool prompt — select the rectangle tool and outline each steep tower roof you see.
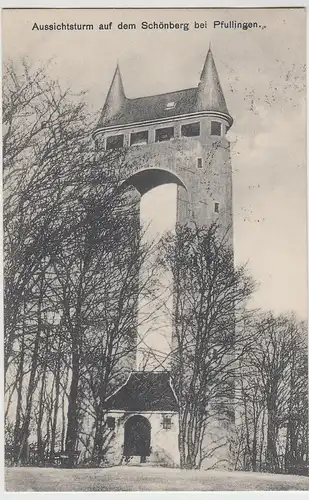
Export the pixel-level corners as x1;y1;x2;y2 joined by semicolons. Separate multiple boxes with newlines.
97;49;232;129
100;63;125;126
196;47;230;115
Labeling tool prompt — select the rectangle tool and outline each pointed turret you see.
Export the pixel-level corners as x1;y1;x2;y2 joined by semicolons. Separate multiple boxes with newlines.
196;47;230;117
99;63;126;126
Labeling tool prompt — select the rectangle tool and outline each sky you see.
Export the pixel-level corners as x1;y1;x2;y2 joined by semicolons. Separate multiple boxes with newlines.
2;8;307;332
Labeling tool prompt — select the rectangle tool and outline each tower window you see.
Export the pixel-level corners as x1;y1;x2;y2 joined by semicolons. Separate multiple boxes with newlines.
165;101;175;110
155;126;174;142
181;122;200;137
106;134;124;150
106;417;116;430
197;157;203;168
130;130;148;146
211;121;222;136
214;202;220;213
162;415;172;430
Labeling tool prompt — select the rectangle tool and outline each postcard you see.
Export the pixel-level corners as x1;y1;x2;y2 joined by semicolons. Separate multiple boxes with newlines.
2;7;308;492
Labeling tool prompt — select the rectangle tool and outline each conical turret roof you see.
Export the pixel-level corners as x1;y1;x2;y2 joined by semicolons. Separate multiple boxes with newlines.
196;47;230;116
99;63;125;126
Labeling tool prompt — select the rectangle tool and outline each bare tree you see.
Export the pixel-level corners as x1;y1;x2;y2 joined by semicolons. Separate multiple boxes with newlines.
235;312;308;474
160;222;256;469
3;58;90;375
49;175;160;465
3;57;96;464
3;59;159;467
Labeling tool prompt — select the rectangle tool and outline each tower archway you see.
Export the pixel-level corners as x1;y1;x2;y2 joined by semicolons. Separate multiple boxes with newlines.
122;167;187;196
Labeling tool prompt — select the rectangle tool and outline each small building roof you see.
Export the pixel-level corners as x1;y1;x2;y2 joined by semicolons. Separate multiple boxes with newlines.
97;48;232;129
104;371;178;412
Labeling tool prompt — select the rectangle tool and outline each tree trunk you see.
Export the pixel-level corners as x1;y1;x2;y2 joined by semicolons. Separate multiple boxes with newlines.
266;402;278;472
65;341;80;466
17;275;44;464
37;365;47;464
179;415;186;469
91;359;112;466
259;409;265;471
50;339;62;460
13;308;26;463
61;387;66;452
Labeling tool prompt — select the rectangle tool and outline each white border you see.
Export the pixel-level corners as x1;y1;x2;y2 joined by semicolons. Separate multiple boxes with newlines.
0;1;307;7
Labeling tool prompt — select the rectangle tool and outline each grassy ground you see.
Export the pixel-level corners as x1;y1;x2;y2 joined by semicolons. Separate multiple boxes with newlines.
5;466;309;491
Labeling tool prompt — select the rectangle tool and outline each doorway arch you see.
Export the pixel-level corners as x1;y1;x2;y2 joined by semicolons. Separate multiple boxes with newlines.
123;415;151;457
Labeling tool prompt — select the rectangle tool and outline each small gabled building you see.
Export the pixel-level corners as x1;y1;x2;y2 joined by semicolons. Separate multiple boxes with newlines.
103;371;179;466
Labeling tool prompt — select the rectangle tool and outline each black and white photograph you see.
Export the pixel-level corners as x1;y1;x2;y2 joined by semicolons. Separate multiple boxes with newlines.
2;7;308;492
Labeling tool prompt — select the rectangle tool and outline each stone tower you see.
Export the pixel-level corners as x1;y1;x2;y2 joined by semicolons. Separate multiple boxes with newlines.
93;48;234;468
93;47;233;242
